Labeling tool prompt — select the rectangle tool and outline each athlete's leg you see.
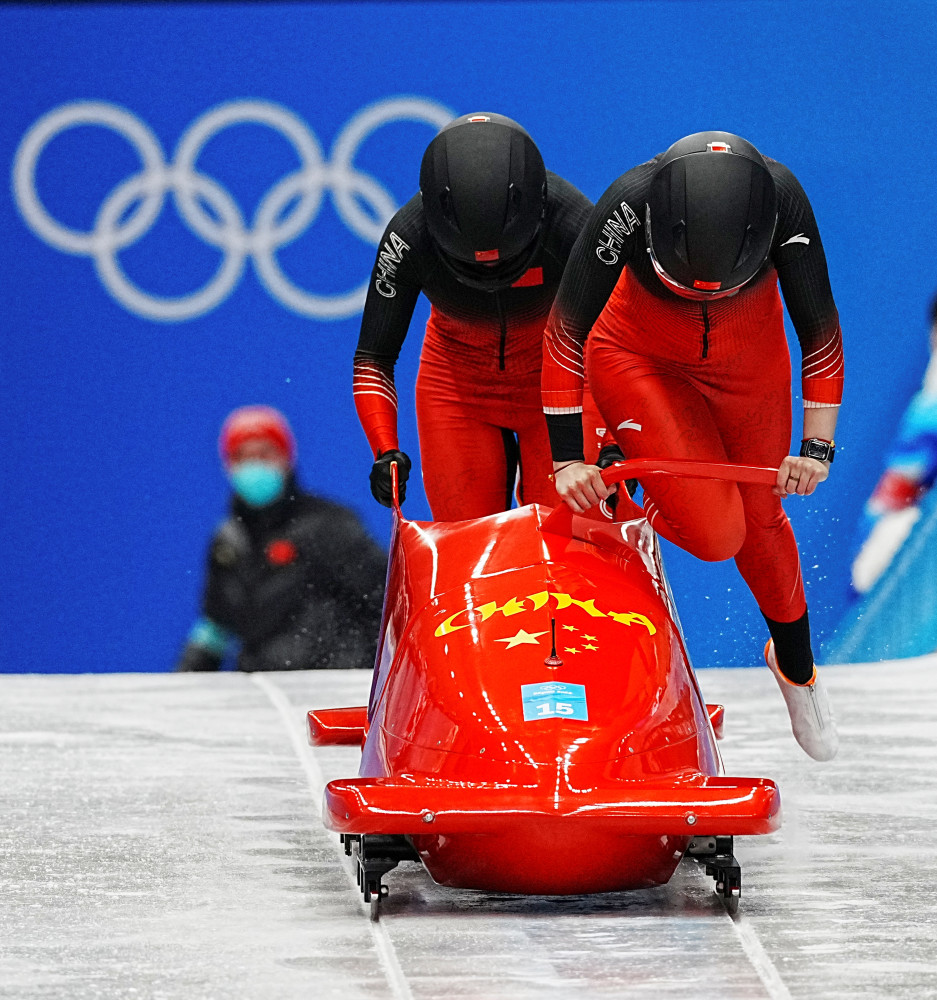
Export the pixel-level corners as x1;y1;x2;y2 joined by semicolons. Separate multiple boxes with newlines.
586;340;747;561
735;483;814;682
734;486;806;617
729;468;818;684
699;325;822;687
699;332;811;650
731;407;837;754
415;364;519;520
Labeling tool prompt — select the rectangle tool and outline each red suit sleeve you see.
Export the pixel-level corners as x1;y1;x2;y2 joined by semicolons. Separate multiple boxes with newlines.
353;357;399;456
542;313;587;415
541;171;641;461
799;322;844;407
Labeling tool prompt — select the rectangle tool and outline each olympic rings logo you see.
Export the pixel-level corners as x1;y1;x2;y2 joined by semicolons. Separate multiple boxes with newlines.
12;96;453;322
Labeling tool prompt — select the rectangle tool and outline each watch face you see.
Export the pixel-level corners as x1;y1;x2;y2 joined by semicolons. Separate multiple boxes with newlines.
803;439;832;462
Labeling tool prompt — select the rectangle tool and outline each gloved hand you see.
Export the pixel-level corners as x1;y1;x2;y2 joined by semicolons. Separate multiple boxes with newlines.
596;444;637;500
596;443;625;468
370;450;411;507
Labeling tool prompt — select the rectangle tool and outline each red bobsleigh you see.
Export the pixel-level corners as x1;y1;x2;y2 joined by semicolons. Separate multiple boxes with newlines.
308;460;781;915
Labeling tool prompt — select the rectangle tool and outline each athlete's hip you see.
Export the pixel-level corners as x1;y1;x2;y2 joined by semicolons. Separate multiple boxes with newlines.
417;350;542;399
415;373;545;425
422;310;546;376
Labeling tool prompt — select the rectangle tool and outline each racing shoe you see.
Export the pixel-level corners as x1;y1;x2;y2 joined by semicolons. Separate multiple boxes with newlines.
764;640;838;761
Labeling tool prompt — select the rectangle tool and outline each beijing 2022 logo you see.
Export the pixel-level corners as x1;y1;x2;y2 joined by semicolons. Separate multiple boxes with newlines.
12;96;453;322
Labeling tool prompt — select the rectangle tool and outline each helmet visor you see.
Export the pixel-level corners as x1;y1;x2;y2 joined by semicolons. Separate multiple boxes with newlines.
434;225;544;290
645;206;756;301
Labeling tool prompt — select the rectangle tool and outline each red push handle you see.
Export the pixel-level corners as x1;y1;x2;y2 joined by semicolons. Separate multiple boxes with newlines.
390;460;402;514
541;458;779;536
599;458;778;488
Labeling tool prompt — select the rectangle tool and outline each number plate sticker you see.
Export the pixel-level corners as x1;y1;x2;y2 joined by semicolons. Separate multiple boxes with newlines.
521;681;588;721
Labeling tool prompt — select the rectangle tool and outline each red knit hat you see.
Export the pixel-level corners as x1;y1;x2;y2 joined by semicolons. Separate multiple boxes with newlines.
219;405;296;467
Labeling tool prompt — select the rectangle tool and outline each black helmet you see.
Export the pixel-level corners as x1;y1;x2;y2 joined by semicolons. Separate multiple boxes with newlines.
646;131;777;298
420;112;547;289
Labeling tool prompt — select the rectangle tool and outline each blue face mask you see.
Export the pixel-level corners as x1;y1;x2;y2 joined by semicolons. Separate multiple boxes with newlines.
229;461;286;507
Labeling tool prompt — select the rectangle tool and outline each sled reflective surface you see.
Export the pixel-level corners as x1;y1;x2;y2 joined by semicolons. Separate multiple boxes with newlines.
308;460;781;914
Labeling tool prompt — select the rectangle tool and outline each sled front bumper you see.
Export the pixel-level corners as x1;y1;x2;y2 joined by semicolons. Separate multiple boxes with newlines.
322;774;780;838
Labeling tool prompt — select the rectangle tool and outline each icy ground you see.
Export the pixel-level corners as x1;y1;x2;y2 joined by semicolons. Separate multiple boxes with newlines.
2;659;936;1000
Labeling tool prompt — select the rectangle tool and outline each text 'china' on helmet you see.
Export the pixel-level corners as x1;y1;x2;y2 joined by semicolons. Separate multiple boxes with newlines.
420;112;547;289
646;131;777;297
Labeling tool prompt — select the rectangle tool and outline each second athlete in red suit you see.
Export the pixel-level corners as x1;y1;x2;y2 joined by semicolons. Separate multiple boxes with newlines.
354;113;593;520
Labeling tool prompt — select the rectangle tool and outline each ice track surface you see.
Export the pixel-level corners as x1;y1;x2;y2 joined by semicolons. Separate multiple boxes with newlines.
2;660;936;1000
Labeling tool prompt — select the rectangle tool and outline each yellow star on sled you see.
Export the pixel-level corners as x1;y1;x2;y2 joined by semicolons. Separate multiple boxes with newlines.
495;629;549;649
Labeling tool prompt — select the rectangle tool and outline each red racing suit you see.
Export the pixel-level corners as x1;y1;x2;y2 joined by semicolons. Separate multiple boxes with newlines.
354;172;592;520
541;156;843;624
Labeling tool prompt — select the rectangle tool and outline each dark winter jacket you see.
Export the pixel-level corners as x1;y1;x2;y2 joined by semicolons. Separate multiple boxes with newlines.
177;477;387;671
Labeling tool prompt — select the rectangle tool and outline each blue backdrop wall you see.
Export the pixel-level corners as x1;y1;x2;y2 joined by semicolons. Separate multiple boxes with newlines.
2;0;934;673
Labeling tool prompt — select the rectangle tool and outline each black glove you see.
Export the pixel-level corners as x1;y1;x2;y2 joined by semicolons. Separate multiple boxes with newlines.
596;443;625;469
175;642;223;672
596;443;637;501
369;450;411;507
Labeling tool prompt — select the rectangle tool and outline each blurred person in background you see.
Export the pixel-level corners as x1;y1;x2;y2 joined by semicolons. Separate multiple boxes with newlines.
176;406;387;672
850;296;937;596
353;111;597;519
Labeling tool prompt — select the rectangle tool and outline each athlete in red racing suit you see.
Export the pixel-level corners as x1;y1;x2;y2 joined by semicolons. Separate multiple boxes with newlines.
542;132;843;760
354;112;593;520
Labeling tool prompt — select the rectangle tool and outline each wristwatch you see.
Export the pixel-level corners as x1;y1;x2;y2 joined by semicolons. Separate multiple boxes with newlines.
799;438;835;463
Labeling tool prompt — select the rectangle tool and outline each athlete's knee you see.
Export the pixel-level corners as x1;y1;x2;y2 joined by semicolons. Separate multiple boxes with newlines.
648;484;746;561
646;502;746;561
684;524;746;562
684;495;746;560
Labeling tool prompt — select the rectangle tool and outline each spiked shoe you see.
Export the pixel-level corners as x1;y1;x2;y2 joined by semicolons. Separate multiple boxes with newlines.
765;640;838;761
